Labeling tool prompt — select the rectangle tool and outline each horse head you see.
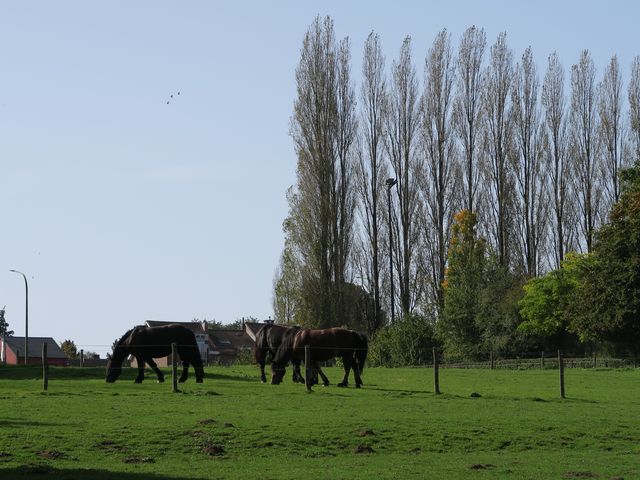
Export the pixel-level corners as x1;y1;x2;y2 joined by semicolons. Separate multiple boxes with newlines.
105;348;125;383
270;362;286;385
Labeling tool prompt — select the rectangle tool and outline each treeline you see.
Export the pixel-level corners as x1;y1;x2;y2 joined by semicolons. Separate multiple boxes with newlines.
272;16;640;362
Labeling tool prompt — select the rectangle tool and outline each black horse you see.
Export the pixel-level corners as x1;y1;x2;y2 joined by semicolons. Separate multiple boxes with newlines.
271;328;368;388
106;324;205;383
253;324;304;383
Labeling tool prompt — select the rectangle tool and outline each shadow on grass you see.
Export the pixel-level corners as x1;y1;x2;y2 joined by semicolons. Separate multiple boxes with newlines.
0;366;259;384
0;466;207;480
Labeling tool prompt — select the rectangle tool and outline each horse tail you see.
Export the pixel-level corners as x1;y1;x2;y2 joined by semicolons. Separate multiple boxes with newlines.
354;331;368;373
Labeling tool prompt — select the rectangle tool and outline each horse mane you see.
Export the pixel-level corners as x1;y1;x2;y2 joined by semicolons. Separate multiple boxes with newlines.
114;327;137;348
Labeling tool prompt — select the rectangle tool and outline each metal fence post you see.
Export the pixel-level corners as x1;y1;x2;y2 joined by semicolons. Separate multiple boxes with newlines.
433;347;440;395
42;342;49;391
558;350;565;399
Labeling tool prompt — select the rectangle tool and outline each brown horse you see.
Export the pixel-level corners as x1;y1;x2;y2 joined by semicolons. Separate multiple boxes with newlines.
271;328;367;388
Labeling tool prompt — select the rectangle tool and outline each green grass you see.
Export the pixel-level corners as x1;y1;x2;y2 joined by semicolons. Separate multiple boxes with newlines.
0;365;639;479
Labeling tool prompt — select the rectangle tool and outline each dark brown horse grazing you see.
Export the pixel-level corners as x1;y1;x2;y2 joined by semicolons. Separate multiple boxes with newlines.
106;324;205;383
253;324;304;383
271;328;367;388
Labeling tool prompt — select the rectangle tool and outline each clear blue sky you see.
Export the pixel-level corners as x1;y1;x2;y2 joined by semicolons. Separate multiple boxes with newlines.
1;1;637;355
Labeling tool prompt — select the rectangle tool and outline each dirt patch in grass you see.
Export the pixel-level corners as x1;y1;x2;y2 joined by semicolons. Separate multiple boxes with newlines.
122;456;155;464
223;422;235;428
469;463;495;470
198;418;217;425
358;429;376;437
0;452;12;458
37;450;64;459
354;445;375;454
563;472;598;478
202;443;225;456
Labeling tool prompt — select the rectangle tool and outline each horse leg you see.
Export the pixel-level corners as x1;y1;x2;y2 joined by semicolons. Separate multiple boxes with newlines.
292;360;305;384
134;354;145;383
315;363;330;387
146;357;165;383
259;359;267;383
179;360;189;383
353;354;363;388
338;355;351;388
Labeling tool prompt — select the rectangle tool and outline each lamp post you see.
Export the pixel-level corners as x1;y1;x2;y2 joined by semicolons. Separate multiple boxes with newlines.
10;270;28;365
386;178;397;323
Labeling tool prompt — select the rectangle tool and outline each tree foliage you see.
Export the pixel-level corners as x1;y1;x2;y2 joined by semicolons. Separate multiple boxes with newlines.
368;314;436;367
518;253;582;340
569;160;640;351
60;339;78;359
440;210;487;360
0;307;13;337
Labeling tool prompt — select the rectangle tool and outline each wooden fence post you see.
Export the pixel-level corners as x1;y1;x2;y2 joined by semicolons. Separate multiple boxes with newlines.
42;342;49;391
490;351;495;370
172;343;178;393
433;347;440;395
593;352;597;369
558;350;565;399
305;345;312;392
541;351;545;369
80;349;84;368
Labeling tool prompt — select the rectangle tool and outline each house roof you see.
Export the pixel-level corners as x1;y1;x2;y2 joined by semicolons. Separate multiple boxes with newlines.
3;336;67;359
208;329;255;350
243;322;263;341
145;320;207;334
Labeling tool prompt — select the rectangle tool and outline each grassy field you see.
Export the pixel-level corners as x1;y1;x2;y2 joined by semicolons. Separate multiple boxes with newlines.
0;364;638;479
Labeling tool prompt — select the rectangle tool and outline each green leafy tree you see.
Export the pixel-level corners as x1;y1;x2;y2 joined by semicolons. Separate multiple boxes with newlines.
60;339;78;359
476;262;528;356
569;160;640;353
440;210;487;360
0;306;14;337
518;253;583;349
369;314;436;367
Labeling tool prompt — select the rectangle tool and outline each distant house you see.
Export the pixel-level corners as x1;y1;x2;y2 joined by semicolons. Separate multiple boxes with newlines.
208;326;255;365
0;336;67;366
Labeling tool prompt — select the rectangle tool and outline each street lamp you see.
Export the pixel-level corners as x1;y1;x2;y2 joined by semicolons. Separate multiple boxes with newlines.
386;178;397;324
9;270;28;365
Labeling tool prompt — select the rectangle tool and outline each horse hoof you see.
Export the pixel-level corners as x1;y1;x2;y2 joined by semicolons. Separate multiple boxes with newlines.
157;379;165;383
196;378;203;384
337;382;347;388
178;379;187;384
134;380;143;384
356;384;361;389
323;383;330;387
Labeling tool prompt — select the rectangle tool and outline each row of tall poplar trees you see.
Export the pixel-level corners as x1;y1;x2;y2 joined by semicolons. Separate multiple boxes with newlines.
272;16;640;334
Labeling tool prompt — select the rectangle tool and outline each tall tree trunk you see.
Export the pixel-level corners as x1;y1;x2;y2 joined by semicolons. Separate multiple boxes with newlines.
422;29;457;311
385;37;422;318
